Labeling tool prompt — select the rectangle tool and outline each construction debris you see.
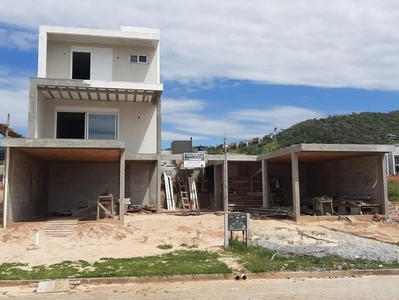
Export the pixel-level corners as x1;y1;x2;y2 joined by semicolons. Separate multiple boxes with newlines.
0;123;23;138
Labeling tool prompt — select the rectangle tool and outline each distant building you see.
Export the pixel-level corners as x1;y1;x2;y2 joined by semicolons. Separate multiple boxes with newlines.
387;145;399;175
171;139;193;154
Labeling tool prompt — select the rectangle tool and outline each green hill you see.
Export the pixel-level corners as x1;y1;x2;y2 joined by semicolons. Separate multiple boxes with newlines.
277;110;399;148
224;110;399;155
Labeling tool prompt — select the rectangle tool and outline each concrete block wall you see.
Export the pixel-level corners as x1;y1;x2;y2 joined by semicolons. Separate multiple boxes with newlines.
338;155;381;201
47;162;119;212
8;149;46;222
126;161;157;205
306;161;337;197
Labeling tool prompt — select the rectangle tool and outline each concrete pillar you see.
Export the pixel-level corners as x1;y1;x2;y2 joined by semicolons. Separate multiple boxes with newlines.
379;154;389;215
291;152;300;221
156;158;162;213
223;160;228;213
261;159;269;207
119;149;125;223
2;147;10;228
28;82;38;138
214;164;222;210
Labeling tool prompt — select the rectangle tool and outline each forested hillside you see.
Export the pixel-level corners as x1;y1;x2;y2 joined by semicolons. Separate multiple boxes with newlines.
219;110;399;155
277;110;399;148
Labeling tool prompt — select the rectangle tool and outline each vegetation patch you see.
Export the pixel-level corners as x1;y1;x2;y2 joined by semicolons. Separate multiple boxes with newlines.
180;243;198;249
226;239;399;273
0;251;231;280
157;244;173;250
388;177;399;201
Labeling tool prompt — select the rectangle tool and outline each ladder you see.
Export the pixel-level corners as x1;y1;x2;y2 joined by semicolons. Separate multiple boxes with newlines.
177;177;191;213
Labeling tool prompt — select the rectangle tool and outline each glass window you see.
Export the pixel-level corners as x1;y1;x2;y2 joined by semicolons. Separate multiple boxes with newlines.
88;114;118;140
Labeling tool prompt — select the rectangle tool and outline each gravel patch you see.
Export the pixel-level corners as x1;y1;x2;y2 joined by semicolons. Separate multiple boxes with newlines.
254;227;399;263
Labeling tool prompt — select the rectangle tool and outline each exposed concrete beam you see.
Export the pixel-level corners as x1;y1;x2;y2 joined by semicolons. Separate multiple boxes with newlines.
299;143;395;153
126;154;158;161
257;145;302;161
0;138;125;149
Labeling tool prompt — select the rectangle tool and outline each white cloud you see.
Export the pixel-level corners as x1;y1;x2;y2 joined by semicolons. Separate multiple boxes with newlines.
0;28;37;51
0;71;29;134
1;1;399;89
162;98;324;143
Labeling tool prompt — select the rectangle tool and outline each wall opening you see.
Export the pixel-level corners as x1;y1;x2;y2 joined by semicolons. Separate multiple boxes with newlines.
72;52;91;79
56;112;85;139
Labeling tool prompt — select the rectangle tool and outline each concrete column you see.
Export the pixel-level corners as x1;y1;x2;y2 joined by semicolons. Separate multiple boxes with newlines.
223;160;228;213
379;154;389;215
119;149;126;223
261;159;269;207
28;82;38;138
214;164;222;210
2;147;10;228
156;158;162;213
291;152;300;221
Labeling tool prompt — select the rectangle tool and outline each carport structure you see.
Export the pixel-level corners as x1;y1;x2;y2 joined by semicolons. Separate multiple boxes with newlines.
258;144;395;221
1;138;126;228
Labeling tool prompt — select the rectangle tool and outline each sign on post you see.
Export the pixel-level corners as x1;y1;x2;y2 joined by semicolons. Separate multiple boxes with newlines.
183;153;205;169
224;212;250;248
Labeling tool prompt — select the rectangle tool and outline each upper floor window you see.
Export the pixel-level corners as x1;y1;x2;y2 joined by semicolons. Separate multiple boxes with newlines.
130;54;148;64
56;108;118;140
71;47;112;81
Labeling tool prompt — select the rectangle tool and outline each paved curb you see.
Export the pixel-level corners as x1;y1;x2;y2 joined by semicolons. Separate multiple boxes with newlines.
1;269;399;287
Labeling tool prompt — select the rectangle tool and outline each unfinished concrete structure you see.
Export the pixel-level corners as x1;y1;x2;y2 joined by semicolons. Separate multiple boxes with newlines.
258;144;395;221
1;26;395;226
1;25;162;227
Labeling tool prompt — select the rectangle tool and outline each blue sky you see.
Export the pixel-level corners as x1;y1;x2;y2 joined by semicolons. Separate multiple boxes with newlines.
1;1;399;149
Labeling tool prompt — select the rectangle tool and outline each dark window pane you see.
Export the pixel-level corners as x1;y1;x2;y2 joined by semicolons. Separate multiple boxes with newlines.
88;114;117;140
72;52;91;79
56;112;85;139
138;55;147;63
130;55;138;63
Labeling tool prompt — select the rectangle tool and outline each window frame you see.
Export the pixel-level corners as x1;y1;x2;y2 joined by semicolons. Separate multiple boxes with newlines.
70;46;113;80
55;106;119;140
129;54;148;64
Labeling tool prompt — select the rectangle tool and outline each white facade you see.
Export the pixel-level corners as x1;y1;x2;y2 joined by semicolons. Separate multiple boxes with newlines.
29;25;163;154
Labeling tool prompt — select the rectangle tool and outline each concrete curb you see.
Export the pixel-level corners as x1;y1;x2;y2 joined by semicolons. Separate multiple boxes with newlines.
1;269;399;287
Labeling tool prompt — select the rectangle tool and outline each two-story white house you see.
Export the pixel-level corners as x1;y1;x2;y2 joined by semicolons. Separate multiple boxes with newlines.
1;26;163;227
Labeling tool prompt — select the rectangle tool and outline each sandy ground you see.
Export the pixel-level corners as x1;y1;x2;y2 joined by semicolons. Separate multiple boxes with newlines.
1;202;399;268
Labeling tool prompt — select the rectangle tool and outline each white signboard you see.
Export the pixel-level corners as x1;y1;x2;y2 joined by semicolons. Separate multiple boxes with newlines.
183;153;206;169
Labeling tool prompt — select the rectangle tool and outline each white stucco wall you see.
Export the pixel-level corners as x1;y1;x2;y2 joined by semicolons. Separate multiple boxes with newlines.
36;97;157;154
46;40;158;84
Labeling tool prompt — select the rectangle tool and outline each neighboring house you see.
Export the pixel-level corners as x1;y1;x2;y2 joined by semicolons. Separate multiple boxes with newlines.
1;25;163;226
387;145;399;175
0;146;4;160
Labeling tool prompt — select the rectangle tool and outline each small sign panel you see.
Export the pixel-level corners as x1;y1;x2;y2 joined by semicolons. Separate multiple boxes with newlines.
183;153;206;169
228;213;247;231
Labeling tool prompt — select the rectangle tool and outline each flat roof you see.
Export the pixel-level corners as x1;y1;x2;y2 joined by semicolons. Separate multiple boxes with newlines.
41;25;159;48
258;144;396;163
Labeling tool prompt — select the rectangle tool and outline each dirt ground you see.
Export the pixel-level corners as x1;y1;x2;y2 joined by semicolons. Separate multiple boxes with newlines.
0;201;399;268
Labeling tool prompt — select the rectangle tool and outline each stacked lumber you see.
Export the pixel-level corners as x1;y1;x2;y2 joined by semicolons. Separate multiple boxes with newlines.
228;177;263;211
44;219;78;237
